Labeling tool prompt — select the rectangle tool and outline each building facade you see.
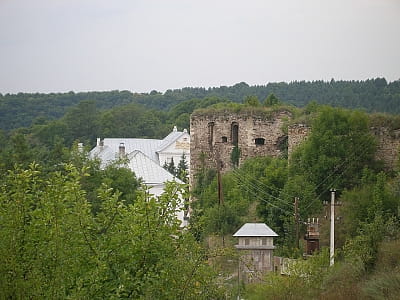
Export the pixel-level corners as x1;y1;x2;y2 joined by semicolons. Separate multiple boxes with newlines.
190;109;291;183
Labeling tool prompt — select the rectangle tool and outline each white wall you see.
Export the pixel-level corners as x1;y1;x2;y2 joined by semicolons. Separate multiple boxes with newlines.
158;133;190;169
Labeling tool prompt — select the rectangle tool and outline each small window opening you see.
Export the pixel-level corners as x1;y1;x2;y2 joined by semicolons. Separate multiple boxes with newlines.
221;136;228;143
255;138;265;145
245;238;250;245
231;122;239;146
262;238;267;246
208;122;215;146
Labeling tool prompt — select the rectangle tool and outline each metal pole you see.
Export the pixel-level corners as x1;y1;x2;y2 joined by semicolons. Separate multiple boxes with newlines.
330;189;336;266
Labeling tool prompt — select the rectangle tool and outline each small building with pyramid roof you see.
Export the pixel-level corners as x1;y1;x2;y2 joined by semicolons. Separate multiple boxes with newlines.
233;223;278;282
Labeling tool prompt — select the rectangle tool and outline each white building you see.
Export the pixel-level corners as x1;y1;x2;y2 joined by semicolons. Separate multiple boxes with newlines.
89;126;190;225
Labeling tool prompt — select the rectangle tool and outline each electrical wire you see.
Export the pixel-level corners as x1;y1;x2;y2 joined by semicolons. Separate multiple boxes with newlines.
233;173;293;216
231;168;293;209
227;132;374;215
303;134;374;211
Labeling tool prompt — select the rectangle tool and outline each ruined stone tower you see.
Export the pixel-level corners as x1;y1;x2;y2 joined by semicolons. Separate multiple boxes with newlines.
190;108;400;186
190;108;291;183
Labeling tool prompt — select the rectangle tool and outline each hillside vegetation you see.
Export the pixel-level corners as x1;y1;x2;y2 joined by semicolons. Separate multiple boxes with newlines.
1;78;400;131
0;88;399;299
191;103;400;299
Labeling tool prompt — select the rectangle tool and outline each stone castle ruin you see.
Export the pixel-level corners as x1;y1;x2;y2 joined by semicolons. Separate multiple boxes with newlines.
190;109;400;184
190;109;291;181
287;124;400;170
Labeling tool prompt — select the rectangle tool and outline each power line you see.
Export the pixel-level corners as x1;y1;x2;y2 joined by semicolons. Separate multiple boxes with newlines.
231;164;296;199
231;169;290;207
303;134;374;211
231;132;371;209
231;168;293;209
232;172;293;215
311;135;371;194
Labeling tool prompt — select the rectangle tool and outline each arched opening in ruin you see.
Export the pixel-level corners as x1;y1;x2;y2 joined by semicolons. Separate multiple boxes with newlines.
221;136;228;143
255;138;265;145
231;122;239;146
208;122;215;146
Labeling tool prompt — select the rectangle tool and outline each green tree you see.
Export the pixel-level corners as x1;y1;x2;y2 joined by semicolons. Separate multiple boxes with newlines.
0;164;224;299
230;145;241;168
243;95;261;107
278;175;319;253
63;100;99;144
290;106;378;200
177;153;189;183
10;133;35;167
166;157;177;176
264;93;281;106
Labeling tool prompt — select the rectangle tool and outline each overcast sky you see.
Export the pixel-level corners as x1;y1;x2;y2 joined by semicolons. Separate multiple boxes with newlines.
0;0;399;94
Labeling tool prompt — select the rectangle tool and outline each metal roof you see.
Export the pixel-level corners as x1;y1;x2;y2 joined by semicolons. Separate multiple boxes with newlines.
89;129;188;164
156;131;186;153
88;129;187;186
100;138;162;163
89;145;118;168
126;150;181;185
233;223;278;237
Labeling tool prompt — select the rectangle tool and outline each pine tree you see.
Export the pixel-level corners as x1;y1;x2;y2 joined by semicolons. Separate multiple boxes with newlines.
177;153;189;183
167;157;177;176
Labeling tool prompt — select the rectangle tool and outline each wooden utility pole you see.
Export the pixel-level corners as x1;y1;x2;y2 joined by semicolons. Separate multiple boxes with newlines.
216;150;224;206
215;147;225;245
294;197;299;249
330;189;336;266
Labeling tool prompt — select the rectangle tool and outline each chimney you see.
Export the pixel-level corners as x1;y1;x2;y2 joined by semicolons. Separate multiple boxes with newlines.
119;142;125;157
183;128;187;133
173;125;177;132
96;138;100;146
78;143;83;153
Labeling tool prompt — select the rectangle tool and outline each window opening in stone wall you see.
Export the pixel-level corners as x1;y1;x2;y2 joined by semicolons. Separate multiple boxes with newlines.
245;238;250;245
231;122;239;146
208;122;214;147
262;238;267;246
255;138;265;145
221;136;227;143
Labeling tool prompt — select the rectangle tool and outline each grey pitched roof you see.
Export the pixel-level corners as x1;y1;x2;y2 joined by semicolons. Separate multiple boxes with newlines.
88;128;187;186
126;150;181;185
99;138;162;163
233;223;278;237
156;131;185;153
89;145;118;168
89;129;188;164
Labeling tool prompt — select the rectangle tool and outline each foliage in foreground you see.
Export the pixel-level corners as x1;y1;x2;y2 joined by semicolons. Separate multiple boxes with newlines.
244;214;400;300
0;164;224;299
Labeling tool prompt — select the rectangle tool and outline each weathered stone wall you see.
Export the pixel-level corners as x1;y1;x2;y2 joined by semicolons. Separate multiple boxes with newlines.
287;125;400;170
190;111;400;186
287;124;311;156
373;127;400;170
190;110;291;183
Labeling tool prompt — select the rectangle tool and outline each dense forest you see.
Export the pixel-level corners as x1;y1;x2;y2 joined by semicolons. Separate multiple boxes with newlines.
1;78;400;131
1;83;400;298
